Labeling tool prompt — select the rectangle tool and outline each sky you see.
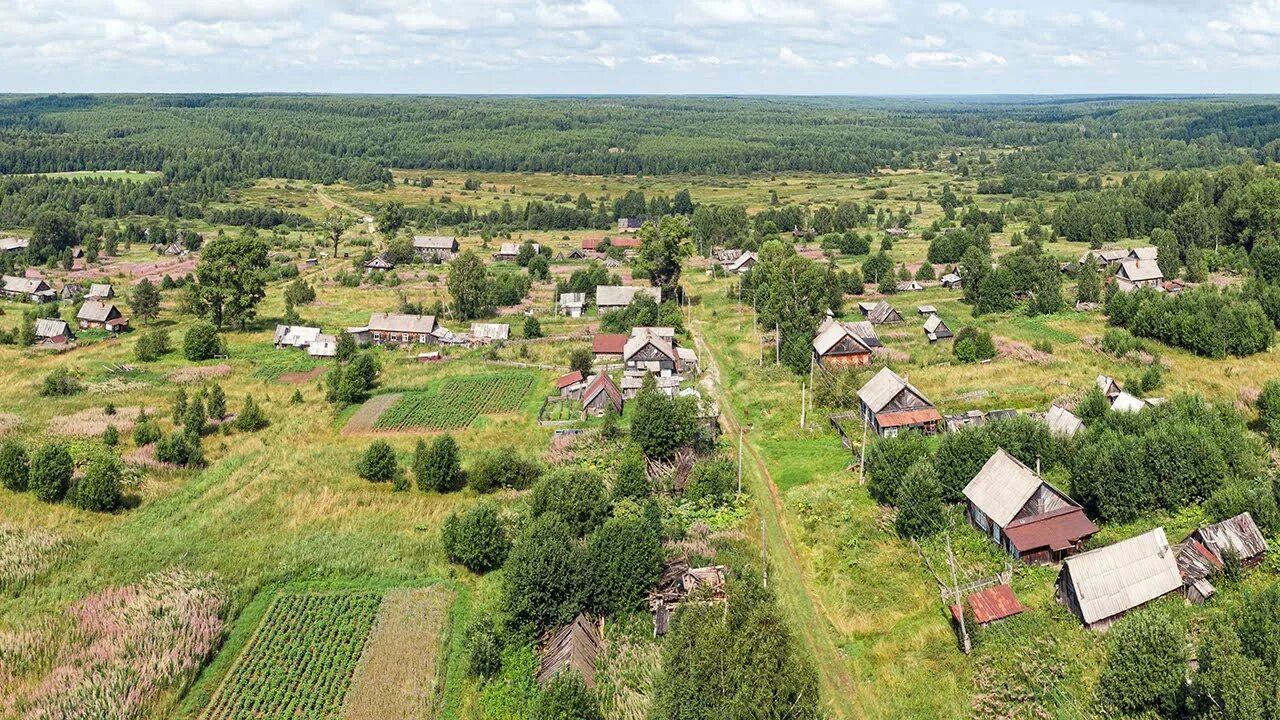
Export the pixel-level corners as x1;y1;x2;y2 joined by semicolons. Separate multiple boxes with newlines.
1;0;1279;94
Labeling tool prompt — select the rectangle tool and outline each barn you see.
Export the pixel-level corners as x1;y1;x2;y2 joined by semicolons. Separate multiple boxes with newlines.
1057;527;1182;630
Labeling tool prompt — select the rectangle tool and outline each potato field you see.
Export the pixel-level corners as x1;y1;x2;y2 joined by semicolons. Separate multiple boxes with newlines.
201;591;383;720
373;372;534;430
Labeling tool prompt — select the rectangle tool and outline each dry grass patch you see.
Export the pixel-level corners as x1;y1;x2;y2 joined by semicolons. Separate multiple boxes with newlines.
343;586;453;720
48;406;155;437
0;413;21;437
343;393;401;434
0;525;72;595
169;364;232;383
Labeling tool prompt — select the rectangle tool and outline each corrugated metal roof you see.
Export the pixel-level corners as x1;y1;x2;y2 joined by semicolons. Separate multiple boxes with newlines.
274;324;322;347
34;318;69;338
1005;506;1097;553
367;313;435;334
556;371;584;389
592;333;627;354
412;235;457;250
963;449;1043;528
470;323;510;341
876;408;943;428
951;584;1025;625
596;285;661;307
1062;527;1182;625
1191;512;1267;563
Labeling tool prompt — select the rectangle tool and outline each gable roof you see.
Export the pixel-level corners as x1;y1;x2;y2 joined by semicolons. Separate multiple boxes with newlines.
1190;512;1267;563
412;235;457;250
1118;260;1163;282
1046;405;1085;437
1061;527;1182;625
625;328;676;362
308;334;337;358
940;273;961;284
592;333;627;355
963;449;1043;528
868;301;902;324
470;323;510;341
1111;391;1148;414
582;373;622;410
35;318;70;338
950;583;1024;625
556;370;585;389
812;321;872;356
77;300;120;322
536;614;603;688
364;255;394;269
87;283;113;298
559;292;586;308
368;312;435;334
3;275;49;295
728;251;757;272
274;324;322;346
1005;506;1097;553
844;319;881;348
857;367;932;414
1130;246;1159;261
596;285;660;307
923;315;948;334
917;305;937;315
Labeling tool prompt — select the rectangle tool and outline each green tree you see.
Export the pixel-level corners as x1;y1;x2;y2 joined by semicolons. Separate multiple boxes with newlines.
635;215;693;299
915;262;936;281
894;458;945;539
73;454;124;512
130;277;161;323
865;431;930;504
377;201;407;237
504;514;586;632
629;381;697;460
585;512;663;615
523;315;543;339
357;441;400;483
530;466;609;537
415;433;461;493
1153;227;1182;279
613;446;650;500
195;232;270;329
321;210;353;260
183;322;223;361
29;442;73;503
206;384;226;420
1257;379;1280;446
448;250;490;321
0;438;29;492
442;502;510;573
234;395;269;431
132;411;162;446
1097;609;1187;717
685;457;735;504
568;348;593;377
1076;254;1101;304
134;327;171;361
532;670;602;720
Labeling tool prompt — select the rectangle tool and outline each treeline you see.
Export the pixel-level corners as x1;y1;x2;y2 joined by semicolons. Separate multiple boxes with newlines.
4;95;1280;180
1106;286;1274;358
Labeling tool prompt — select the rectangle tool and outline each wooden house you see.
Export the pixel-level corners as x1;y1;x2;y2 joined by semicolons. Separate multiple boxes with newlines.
866;301;904;325
1174;539;1222;604
675;347;699;374
1045;405;1084;438
649;558;727;636
1129;246;1159;262
857;301;878;317
492;242;539;262
0;237;29;253
857;367;942;437
1058;527;1182;630
940;273;963;289
1114;260;1163;292
556;371;586;398
923;315;952;342
896;280;924;293
86;283;114;300
963;449;1097;565
536;614;603;688
274;324;321;349
727;251;757;274
558;292;586;317
612;236;642;250
76;301;128;332
1187;512;1267;567
1079;248;1131;267
60;283;83;301
366;313;436;345
364;255;394;271
592;333;627;362
2;275;54;303
1096;375;1122;401
582;373;622;416
34;318;73;345
811;318;874;368
470;323;510;344
581;237;601;252
624;328;677;375
595;285;661;314
412;235;458;261
308;334;337;358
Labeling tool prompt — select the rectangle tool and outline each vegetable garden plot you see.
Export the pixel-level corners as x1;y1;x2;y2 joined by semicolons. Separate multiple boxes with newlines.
374;373;534;431
201;591;383;720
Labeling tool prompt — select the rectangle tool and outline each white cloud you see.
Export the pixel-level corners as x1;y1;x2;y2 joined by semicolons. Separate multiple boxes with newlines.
1089;10;1125;31
536;0;623;28
778;45;810;67
866;52;896;66
331;12;388;33
982;8;1025;28
905;34;947;48
1053;53;1094;67
934;2;968;20
905;50;1006;69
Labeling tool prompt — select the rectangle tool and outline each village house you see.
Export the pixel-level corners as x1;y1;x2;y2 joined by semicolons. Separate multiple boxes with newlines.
617;218;643;233
1096;374;1122;401
86;283;114;300
612;236;642;250
308;334;337;358
857;367;942;437
1079;248;1132;267
726;251;757;274
366;312;436;345
0;237;29;253
60;283;83;302
675;347;699;374
364;255;394;271
1175;512;1267;604
896;280;924;292
923;314;953;342
1057;527;1183;630
34;318;73;345
558;292;586;317
581;237;601;252
2;275;55;303
595;285;661;314
536;614;603;688
76;300;128;332
649;558;727;636
812;318;874;367
963;449;1098;565
412;235;458;261
948;584;1024;628
592;333;627;362
582;373;623;416
945;408;1017;432
940;273;963;289
274;324;322;349
469;323;510;344
865;300;904;325
1130;246;1159;261
556;371;586;398
621;372;681;399
492;242;540;262
1113;259;1163;292
624;328;677;375
917;305;937;316
1045;405;1085;438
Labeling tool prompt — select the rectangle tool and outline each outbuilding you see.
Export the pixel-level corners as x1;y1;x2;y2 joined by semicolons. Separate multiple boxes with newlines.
1057;527;1183;630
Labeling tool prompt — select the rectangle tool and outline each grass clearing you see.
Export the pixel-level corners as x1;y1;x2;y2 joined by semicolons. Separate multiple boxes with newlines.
345;586;453;720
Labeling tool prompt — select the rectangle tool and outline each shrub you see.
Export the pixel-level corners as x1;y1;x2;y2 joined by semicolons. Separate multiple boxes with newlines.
102;425;119;447
612;446;650;500
29;443;73;503
466;625;502;679
467;447;541;493
630;382;698;460
1101;328;1143;357
584;512;662;615
233;395;268;431
442;502;510;573
155;430;204;467
183;322;223;361
685;457;735;504
0;438;29;492
523;315;543;339
73;454;124;512
39;367;82;397
504;514;586;631
357;441;399;483
134;328;171;362
414;434;462;493
865;432;930;504
1097;609;1186;717
895;458;945;539
530;466;609;537
206;384;226;420
533;670;602;720
1258;380;1280;446
568;348;593;377
952;326;996;364
132;411;162;446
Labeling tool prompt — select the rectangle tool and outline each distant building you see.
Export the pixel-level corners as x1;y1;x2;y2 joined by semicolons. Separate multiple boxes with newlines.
857;367;941;437
940;273;962;289
536;614;603;688
1;275;54;303
366;313;436;345
470;323;510;344
1113;260;1163;292
582;373;623;416
86;283;114;300
0;237;29;253
1045;405;1084;438
896;280;924;293
1058;527;1182;630
592;333;628;362
595;285;661;314
76;300;128;332
923;315;953;342
364;255;394;271
727;251;757;274
493;242;539;262
558;293;586;317
623;328;677;375
811;318;874;368
556;371;586;398
274;324;322;349
866;301;904;325
308;334;337;358
412;235;458;261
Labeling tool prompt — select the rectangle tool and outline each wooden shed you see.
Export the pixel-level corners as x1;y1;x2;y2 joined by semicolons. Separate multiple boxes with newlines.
1057;527;1182;630
536;614;603;688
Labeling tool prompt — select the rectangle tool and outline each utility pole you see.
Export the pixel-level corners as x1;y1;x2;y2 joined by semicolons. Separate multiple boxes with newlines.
737;427;744;496
775;322;780;365
947;533;972;654
800;382;806;429
858;421;868;484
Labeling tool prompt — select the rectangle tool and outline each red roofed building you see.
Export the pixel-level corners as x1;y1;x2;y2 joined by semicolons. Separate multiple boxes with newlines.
612;236;642;249
556;371;586;398
592;333;627;361
582;374;622;416
582;237;601;252
949;584;1024;626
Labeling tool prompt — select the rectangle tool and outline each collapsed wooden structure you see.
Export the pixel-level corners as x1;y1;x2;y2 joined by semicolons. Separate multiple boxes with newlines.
537;614;604;688
648;558;727;636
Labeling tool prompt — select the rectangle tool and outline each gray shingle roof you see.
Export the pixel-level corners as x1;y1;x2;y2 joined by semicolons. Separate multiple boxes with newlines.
412;235;457;250
963;449;1042;528
77;300;120;323
857;367;931;414
35;318;70;338
596;285;661;307
367;312;436;334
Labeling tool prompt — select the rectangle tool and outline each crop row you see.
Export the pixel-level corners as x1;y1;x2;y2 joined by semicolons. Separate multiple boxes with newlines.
374;373;533;430
202;591;382;720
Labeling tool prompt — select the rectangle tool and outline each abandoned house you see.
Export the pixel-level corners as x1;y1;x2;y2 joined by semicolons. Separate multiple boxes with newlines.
857;367;942;437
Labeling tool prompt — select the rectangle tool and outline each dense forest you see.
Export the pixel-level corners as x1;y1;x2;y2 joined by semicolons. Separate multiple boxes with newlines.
2;94;1280;183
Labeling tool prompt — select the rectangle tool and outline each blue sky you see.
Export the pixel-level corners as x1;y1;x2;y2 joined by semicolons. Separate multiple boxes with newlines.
1;0;1277;94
